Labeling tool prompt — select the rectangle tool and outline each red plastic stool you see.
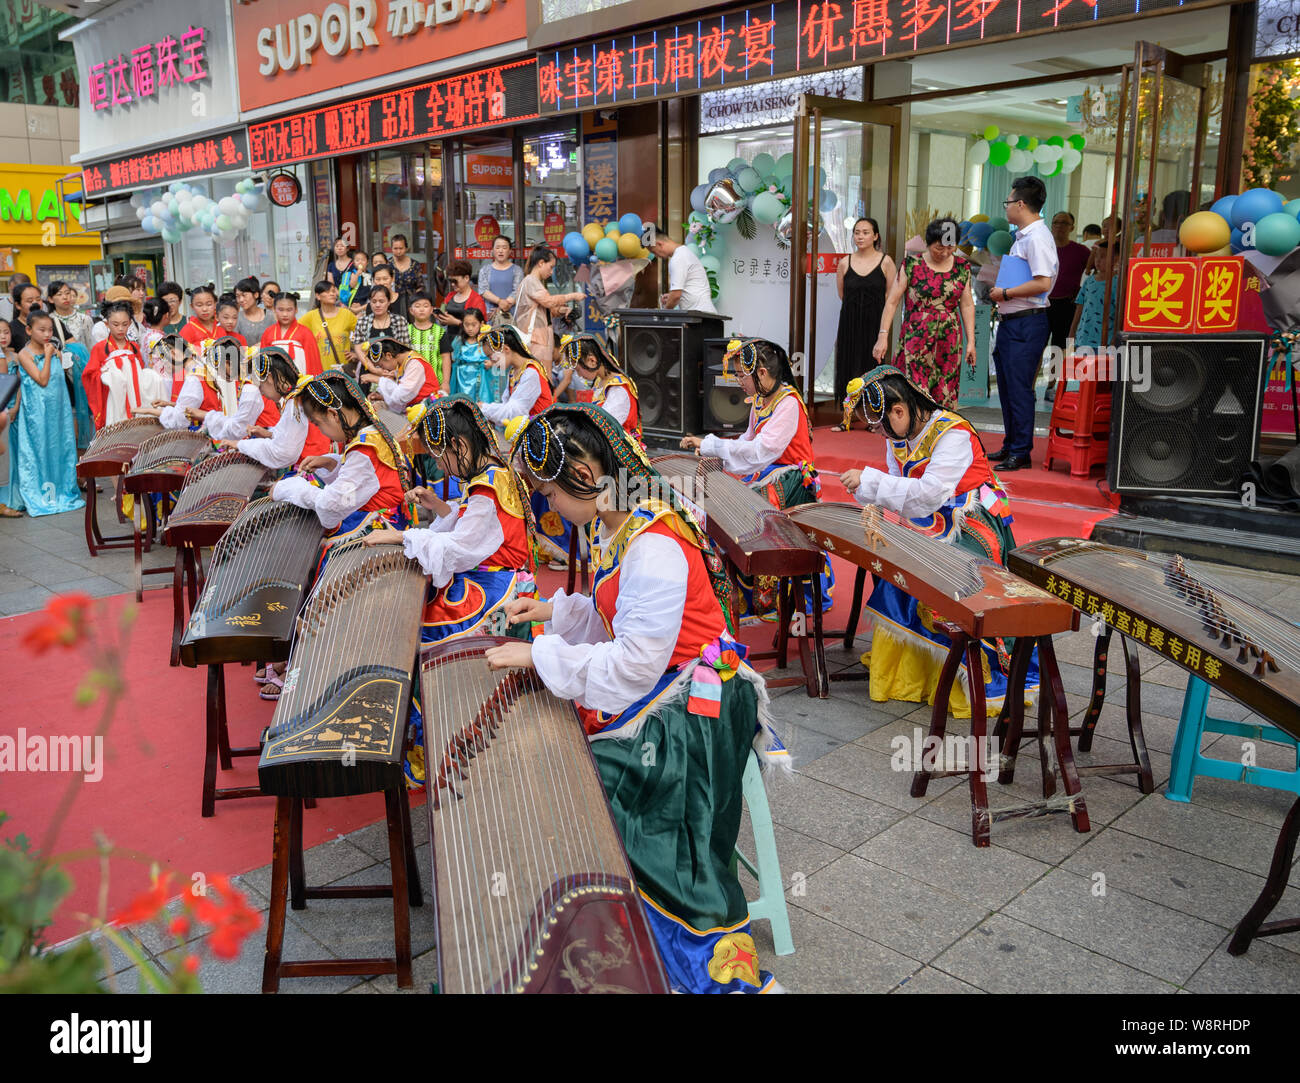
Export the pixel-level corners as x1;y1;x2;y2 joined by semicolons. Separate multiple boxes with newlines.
1044;355;1112;477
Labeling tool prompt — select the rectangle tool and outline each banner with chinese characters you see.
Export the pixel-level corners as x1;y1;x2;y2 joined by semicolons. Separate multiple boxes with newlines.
537;0;1233;113
248;59;539;171
65;0;242;162
1123;256;1244;335
582;133;618;332
81;129;250;199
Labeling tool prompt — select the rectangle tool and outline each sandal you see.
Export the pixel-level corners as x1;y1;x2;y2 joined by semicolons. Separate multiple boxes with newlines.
259;672;284;701
0;504;22;518
831;423;851;432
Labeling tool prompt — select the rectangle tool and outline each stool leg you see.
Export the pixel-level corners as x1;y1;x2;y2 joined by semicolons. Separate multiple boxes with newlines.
1119;635;1155;794
911;634;968;799
262;795;292;994
289;797;307;910
1229;796;1300;955
744;755;793;956
400;785;423;908
996;638;1034;785
1079;625;1113;752
1040;635;1090;834
1167;673;1211;803
215;663;232;771
385;788;414;988
201;665;220;819
966;639;991;848
842;567;866;651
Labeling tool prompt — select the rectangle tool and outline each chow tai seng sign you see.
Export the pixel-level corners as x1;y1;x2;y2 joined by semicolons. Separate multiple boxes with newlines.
538;0;1233;112
233;0;527;112
248;58;539;169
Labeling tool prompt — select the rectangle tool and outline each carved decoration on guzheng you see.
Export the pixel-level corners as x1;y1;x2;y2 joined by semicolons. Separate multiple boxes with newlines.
1001;579;1048;599
266;601;287;612
224;613;262;627
893;571;908;588
557;928;637;994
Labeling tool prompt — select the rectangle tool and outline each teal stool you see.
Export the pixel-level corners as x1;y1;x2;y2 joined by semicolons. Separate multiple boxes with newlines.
731;751;795;956
1167;674;1300;802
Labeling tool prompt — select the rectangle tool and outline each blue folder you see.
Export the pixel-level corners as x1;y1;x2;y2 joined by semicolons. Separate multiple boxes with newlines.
994;254;1033;291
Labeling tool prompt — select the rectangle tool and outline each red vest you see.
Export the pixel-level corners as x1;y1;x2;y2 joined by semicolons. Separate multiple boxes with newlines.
180;318;219;353
409;352;441;401
891;412;996;497
754;386;815;468
241;383;282;429
465;467;532;572
597;375;640;437
345;428;406;513
260;322;323;375
511;361;553;417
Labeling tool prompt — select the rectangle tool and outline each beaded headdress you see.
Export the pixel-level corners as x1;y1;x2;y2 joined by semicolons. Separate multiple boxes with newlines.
481;325;533;361
296;371;412;490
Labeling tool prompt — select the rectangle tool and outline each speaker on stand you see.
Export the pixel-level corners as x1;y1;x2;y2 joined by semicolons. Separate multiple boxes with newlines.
1108;334;1269;497
616;309;726;443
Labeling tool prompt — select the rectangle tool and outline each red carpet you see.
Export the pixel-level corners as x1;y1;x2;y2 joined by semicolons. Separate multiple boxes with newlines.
8;436;1110;946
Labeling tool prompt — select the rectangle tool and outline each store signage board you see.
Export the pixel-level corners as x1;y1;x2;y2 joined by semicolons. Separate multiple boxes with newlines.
84;25;211;113
268;172;303;206
538;0;1234;113
81;129;250;199
700;67;862;133
248;58;540;170
1122;256;1244;335
1255;0;1300;59
233;0;527;112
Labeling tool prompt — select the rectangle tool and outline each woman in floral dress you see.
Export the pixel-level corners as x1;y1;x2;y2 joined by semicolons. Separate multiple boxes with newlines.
872;217;975;409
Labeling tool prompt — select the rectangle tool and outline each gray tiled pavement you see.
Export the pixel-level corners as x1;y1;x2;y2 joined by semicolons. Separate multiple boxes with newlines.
8;498;1298;993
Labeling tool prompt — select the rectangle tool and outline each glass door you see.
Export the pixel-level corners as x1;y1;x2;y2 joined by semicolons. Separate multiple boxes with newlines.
451;133;518;261
790;95;902;418
1110;42;1213;336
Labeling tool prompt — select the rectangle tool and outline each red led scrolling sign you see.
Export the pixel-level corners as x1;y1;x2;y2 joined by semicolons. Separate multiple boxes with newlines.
82;129;249;198
537;0;1230;112
248;58;540;171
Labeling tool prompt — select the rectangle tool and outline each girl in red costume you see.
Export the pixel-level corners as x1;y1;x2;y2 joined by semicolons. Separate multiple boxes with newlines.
260;291;323;377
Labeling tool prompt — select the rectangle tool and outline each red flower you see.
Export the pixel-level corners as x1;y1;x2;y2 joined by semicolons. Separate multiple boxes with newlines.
22;592;94;654
112;872;173;926
182;954;201;975
169;915;191;938
189;874;261;960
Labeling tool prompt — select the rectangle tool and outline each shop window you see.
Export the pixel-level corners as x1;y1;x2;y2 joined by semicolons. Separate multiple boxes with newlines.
453;134;516;261
521;124;580;255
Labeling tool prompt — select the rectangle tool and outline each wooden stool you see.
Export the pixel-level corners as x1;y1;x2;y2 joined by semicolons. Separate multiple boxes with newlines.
1229;796;1300;955
262;786;423;992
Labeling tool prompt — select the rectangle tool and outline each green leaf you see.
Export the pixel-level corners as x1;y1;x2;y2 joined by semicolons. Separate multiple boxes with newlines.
736;207;757;241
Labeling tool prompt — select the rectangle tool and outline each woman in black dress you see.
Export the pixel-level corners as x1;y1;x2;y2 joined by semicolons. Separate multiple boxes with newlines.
834;217;894;430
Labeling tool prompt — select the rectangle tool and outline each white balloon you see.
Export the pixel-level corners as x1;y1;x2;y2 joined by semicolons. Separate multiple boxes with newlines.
1032;145;1056;165
1061;147;1082;172
969;140;991;165
135;205;147;220
242;193;261;212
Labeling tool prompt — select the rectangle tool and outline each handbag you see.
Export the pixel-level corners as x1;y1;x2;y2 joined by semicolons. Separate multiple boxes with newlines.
520;287;553;366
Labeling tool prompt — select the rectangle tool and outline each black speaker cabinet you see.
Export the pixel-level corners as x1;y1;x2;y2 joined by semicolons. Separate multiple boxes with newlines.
617;309;726;441
702;338;750;434
1109;334;1269;497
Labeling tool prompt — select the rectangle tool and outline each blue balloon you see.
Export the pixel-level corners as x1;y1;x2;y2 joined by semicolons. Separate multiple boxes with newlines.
708;167;729;184
968;222;995;247
618;212;642;237
1210;195;1236;221
1231;187;1285;228
819;189;838;212
690;184;711;214
1229;227;1249;253
562;232;590;262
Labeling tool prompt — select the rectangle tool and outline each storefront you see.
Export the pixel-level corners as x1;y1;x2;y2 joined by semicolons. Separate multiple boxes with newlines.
535;0;1256;413
235;0;536;283
65;0;304;298
0;164;102;304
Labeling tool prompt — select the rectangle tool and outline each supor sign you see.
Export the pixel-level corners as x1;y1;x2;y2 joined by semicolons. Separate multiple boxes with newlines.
1255;0;1300;59
233;0;527;112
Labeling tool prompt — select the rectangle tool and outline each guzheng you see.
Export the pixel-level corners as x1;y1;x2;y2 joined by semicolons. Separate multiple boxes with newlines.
76;417;164;556
124;430;213;492
179;499;325;667
163;451;270;547
419;636;670;994
77;416;164;476
787;502;1074;639
258;541;425;799
1009;538;1300;738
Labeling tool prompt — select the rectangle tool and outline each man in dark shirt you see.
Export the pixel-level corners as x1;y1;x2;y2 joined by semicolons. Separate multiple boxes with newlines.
1045;211;1090;400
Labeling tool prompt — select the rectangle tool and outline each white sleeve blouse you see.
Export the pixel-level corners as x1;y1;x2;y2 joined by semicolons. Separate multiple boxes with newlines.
699;395;799;475
376;357;425;411
480;367;539;424
853;427;974;520
601;384;631;426
400;494;504;588
531;531;687;713
203;382;262;440
236;398;307;469
158;373;204;430
271;450;379;529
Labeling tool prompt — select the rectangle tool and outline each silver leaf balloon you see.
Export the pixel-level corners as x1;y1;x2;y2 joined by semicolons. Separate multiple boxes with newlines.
705;178;744;225
775;209;794;248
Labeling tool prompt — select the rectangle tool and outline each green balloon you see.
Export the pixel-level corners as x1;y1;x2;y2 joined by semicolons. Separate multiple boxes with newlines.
987;230;1013;256
1027;137;1039;150
988;141;1012;167
751;152;775;175
736;167;763;194
987;216;1009;232
594;237;619;262
1253;212;1300;256
1047;136;1065;147
1284;200;1300;221
1017;136;1031;149
984;125;1000;141
1068;133;1086;151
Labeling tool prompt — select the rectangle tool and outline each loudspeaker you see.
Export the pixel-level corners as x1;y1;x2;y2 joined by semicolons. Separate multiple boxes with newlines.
617;309;724;440
702;338;750;434
1109;334;1269;497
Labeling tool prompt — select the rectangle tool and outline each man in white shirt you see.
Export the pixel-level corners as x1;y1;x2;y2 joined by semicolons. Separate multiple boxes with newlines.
649;226;717;314
988;176;1057;470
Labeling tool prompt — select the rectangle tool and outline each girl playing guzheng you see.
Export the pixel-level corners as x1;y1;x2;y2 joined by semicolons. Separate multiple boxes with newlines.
358;335;441;411
272;371;412;552
840;365;1035;715
554;333;641;440
485;403;784;995
137;334;244;431
680;336;832;618
224;349;333;468
364;395;537;786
